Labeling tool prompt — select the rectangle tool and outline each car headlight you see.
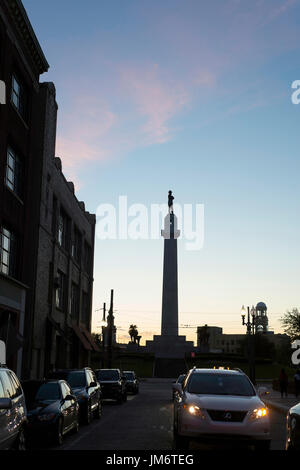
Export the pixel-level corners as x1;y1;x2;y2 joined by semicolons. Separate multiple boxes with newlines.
250;408;268;419
184;404;205;418
38;413;56;421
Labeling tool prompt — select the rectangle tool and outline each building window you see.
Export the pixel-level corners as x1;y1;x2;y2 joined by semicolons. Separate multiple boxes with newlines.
52;196;58;237
5;147;22;197
11;74;26;118
72;226;82;263
83;242;92;273
81;291;90;327
58;209;69;250
0;227;17;277
70;283;80;321
55;271;66;310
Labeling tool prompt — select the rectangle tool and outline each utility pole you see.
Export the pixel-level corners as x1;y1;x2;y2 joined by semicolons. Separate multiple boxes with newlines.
241;305;256;385
102;302;106;368
107;290;114;369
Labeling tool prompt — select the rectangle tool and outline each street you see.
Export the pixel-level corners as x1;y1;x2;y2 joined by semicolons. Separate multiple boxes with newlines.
47;380;287;451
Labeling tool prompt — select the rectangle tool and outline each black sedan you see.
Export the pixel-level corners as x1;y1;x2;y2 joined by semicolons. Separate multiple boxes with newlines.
286;402;300;450
22;379;79;445
95;369;127;403
48;368;102;424
123;371;139;394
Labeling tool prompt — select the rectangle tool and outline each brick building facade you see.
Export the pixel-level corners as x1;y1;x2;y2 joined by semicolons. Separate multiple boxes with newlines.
0;0;97;378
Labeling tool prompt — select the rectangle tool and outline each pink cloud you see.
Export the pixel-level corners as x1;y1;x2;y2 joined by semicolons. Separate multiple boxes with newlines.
55;96;118;189
120;64;189;145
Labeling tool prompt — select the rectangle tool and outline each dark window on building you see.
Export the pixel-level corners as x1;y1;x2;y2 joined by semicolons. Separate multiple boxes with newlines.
11;74;27;119
72;226;82;263
70;283;80;322
48;262;54;304
0;226;17;277
83;242;92;273
55;271;66;310
5;147;22;197
52;196;57;237
81;291;90;327
58;209;69;250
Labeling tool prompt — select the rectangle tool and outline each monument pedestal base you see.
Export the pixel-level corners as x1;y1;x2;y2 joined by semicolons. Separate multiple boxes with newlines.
145;335;194;359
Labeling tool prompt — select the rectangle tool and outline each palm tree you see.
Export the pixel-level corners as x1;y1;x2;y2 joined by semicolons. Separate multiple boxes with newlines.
128;324;139;343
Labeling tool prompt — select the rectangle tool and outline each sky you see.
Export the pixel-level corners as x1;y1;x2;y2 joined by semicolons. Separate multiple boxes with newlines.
23;0;300;344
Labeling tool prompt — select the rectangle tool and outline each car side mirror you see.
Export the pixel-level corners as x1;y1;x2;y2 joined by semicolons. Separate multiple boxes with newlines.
0;398;12;410
257;386;269;398
64;394;75;401
89;381;97;388
173;383;183;395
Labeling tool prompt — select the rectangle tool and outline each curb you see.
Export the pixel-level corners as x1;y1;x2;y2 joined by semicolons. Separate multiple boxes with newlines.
263;399;289;416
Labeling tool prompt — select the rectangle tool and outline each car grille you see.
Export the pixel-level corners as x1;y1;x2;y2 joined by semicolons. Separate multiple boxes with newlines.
207;409;247;422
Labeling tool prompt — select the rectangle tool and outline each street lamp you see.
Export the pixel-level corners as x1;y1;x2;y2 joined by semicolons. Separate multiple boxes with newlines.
241;304;257;384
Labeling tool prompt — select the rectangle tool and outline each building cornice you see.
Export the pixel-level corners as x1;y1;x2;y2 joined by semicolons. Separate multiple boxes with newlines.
6;0;49;75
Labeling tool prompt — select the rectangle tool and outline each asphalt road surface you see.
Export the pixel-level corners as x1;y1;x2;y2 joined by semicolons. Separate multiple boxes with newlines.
46;380;287;451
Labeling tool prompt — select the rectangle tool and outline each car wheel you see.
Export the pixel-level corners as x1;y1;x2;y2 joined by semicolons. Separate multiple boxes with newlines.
94;400;102;419
254;440;271;451
55;417;64;446
173;430;189;450
72;414;80;434
117;393;123;404
85;402;92;424
13;427;26;451
173;419;189;450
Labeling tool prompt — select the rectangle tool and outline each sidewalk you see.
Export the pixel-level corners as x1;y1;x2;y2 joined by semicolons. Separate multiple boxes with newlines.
259;383;300;415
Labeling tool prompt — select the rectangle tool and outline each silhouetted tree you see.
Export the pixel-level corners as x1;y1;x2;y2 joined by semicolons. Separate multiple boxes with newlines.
280;309;300;340
128;324;138;343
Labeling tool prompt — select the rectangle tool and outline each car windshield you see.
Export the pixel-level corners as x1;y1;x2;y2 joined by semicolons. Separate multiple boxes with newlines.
34;383;61;401
187;373;255;396
124;373;134;380
97;370;120;381
66;371;86;388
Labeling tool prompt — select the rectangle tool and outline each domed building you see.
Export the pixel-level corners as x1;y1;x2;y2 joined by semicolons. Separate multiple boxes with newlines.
255;302;268;334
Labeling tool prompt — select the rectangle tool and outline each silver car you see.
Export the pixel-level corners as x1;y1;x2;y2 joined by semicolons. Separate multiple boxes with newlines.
173;368;271;450
0;366;27;450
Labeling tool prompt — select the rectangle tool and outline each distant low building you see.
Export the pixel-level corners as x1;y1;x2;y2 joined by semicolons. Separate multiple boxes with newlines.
197;325;290;355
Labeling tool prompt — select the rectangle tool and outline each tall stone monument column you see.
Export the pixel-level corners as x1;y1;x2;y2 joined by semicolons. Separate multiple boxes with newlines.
161;211;180;336
145;191;194;368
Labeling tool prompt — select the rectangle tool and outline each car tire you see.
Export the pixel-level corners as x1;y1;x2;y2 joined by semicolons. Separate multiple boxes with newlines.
13;427;26;451
173;431;190;450
55;417;64;446
85;402;92;424
94;400;102;419
173;420;189;450
72;415;80;434
254;440;271;451
117;394;123;404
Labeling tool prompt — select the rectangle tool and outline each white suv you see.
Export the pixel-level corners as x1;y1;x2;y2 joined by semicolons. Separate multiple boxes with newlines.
173;368;271;450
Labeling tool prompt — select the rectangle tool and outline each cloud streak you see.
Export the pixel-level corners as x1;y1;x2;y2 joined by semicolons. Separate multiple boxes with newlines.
50;0;300;188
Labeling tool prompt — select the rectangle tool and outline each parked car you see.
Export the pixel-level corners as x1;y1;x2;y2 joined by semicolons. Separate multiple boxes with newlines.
0;365;27;450
172;374;186;401
22;379;79;445
123;371;139;395
48;368;102;424
173;367;271;450
286;401;300;450
95;369;127;403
